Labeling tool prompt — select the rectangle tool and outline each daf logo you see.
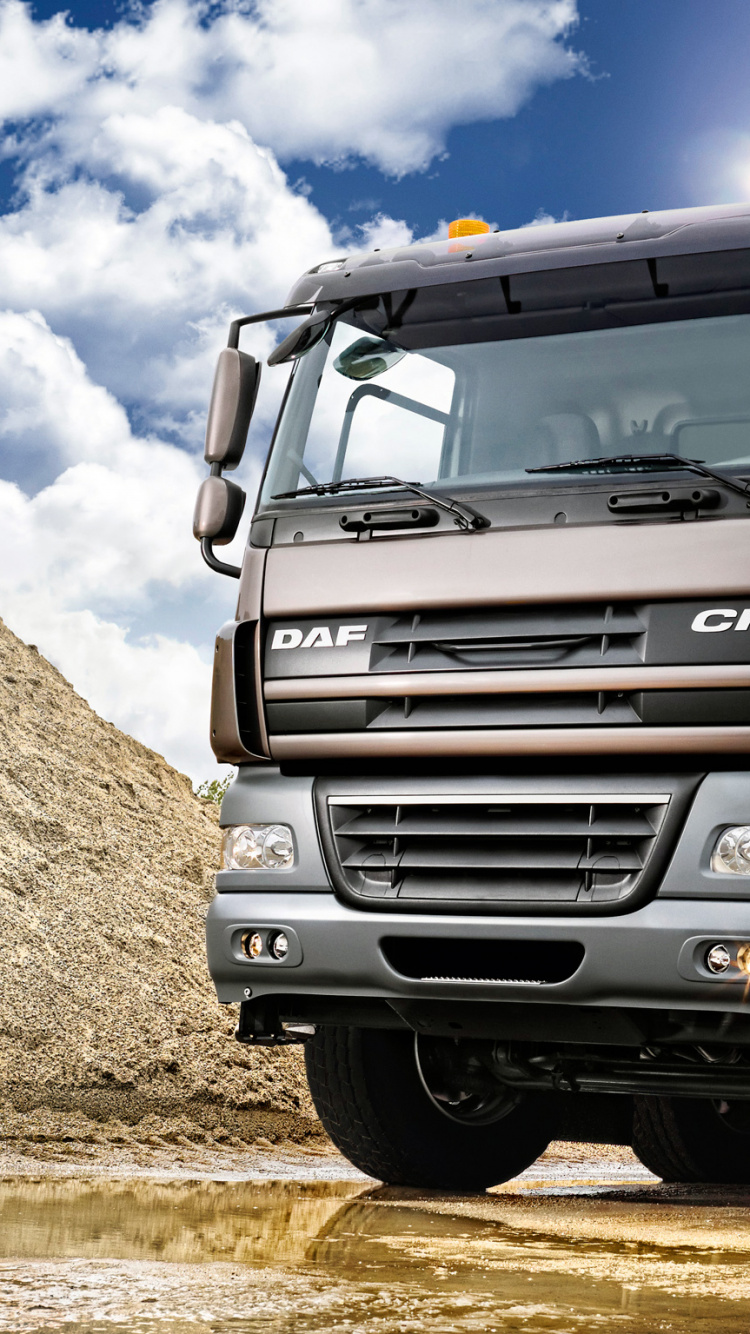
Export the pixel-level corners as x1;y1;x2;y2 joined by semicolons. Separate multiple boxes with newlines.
271;624;368;650
691;609;750;633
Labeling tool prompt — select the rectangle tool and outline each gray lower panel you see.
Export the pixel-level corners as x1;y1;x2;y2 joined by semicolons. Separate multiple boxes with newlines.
206;891;750;1013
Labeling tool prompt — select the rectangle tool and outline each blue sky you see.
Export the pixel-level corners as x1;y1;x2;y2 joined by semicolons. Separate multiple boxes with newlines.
0;0;748;779
22;0;750;230
291;0;750;233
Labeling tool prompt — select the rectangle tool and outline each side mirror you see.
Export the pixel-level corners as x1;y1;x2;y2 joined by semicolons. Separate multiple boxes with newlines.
193;475;246;545
204;348;261;470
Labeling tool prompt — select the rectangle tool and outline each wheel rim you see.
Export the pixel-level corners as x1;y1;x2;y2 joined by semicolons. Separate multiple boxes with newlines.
414;1033;520;1126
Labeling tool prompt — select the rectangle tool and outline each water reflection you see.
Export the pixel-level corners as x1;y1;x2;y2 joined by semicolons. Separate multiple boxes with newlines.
0;1176;748;1332
0;1178;358;1267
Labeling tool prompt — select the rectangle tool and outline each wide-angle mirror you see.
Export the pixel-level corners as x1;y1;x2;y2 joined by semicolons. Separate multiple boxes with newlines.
333;336;406;381
192;475;246;544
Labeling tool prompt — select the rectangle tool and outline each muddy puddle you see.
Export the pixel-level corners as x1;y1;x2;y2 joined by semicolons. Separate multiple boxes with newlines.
1;1174;749;1332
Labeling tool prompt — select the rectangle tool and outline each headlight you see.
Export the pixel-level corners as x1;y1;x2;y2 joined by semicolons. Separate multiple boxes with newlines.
711;826;750;875
221;824;294;870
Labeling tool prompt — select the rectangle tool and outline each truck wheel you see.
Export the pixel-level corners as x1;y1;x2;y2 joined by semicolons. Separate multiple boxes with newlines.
632;1095;750;1182
304;1025;554;1190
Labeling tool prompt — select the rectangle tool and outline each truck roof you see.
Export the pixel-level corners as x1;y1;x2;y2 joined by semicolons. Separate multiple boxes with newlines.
286;201;750;309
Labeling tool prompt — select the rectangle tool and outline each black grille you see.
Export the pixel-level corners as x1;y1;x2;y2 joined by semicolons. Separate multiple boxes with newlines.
370;603;645;672
267;689;750;733
381;937;585;984
316;783;688;915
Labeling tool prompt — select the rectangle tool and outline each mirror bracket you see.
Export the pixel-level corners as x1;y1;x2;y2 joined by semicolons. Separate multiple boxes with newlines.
200;536;242;580
227;304;314;350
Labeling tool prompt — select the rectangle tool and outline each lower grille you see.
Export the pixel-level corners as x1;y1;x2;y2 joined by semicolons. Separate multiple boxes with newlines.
314;777;696;915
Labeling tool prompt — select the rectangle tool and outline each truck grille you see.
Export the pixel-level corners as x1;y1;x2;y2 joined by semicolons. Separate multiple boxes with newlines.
314;778;695;915
267;689;750;732
369;604;645;672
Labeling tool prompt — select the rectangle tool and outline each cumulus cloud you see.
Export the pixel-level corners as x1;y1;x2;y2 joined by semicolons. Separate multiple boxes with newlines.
0;0;587;778
0;310;233;776
354;212;416;251
1;0;585;175
0;311;203;601
0;106;334;440
522;207;571;226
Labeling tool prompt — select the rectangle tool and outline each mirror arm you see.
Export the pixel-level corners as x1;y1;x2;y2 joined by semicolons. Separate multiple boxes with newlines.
227;305;315;350
200;536;242;579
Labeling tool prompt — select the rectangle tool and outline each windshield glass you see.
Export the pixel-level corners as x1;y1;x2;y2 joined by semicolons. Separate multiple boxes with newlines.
260;312;750;504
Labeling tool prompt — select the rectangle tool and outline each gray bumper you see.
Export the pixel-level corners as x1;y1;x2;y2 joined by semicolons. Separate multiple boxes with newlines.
207;766;750;1014
207;891;750;1012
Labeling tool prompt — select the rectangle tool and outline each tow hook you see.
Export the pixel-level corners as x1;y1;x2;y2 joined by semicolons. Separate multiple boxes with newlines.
234;999;315;1047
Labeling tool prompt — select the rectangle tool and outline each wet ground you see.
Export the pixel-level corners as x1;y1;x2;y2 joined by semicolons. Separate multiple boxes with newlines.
1;1148;749;1333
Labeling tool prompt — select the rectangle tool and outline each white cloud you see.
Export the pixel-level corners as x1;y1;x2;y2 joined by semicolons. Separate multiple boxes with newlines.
0;106;334;438
522;207;571;226
0;311;234;778
1;0;584;176
0;311;203;602
354;212;415;252
0;2;97;121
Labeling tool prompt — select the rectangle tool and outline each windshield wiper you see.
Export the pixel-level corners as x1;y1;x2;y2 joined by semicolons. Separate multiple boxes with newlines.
272;475;490;530
526;452;750;501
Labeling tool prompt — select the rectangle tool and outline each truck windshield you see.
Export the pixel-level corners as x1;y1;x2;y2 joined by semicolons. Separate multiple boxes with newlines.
259;312;750;506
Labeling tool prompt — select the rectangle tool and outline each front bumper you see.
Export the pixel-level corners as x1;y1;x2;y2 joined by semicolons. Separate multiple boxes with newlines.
207;890;750;1015
207;766;750;1019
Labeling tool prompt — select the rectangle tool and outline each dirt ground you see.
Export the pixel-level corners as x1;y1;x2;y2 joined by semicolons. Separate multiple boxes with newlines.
0;617;320;1148
0;1120;640;1180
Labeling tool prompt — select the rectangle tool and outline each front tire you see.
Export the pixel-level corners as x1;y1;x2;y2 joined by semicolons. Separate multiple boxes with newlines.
304;1025;554;1190
632;1095;750;1182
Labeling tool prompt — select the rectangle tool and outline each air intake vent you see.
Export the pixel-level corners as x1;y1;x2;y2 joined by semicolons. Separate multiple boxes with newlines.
381;937;585;985
317;785;680;916
370;603;645;673
267;690;750;734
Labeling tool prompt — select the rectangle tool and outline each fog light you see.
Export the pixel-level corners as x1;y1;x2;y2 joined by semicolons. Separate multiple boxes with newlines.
242;931;264;960
706;943;732;974
222;824;294;870
270;931;289;961
711;826;750;874
737;944;750;975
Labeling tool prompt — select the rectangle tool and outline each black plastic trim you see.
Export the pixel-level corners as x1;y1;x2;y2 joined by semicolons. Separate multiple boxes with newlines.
233;620;266;754
381;936;585;984
267;690;750;733
313;773;701;918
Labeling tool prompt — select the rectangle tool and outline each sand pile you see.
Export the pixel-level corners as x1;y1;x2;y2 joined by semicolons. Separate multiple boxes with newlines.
0;618;320;1154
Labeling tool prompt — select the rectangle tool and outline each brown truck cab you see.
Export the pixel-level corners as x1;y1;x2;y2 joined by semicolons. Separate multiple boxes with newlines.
195;204;750;1188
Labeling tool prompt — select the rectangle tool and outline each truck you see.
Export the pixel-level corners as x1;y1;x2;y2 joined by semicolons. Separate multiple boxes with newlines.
194;202;750;1188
